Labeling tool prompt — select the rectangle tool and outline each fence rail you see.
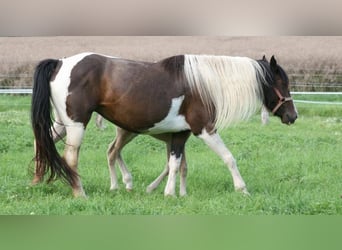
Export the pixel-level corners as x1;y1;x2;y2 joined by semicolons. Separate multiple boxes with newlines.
0;88;33;94
1;89;342;105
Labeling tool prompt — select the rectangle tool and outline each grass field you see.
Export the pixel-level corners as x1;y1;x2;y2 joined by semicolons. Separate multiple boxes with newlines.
0;95;341;215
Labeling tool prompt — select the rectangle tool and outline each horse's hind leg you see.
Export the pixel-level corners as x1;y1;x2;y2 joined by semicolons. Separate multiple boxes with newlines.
116;153;134;191
95;114;106;130
64;125;86;197
198;129;249;195
146;165;169;193
32;119;66;185
107;127;137;191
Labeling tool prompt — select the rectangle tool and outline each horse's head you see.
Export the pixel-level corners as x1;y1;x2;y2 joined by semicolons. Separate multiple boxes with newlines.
258;55;297;125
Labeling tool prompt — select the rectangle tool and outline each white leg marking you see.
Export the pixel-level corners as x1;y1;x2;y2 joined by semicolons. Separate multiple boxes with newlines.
199;129;249;195
64;125;86;198
164;154;182;196
117;154;133;191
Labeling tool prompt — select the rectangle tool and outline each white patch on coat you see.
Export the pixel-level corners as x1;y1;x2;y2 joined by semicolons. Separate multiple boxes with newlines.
147;95;190;134
50;52;93;128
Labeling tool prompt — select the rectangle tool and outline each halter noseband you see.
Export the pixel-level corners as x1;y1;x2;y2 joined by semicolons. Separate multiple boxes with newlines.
271;87;293;114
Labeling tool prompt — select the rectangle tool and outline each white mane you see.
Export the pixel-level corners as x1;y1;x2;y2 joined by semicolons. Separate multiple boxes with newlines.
183;55;266;129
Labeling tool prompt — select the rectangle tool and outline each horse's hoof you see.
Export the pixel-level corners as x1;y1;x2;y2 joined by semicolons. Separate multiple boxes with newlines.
73;191;87;199
146;185;154;193
109;185;119;191
179;191;187;197
164;192;177;198
31;177;42;185
31;181;39;186
126;188;133;192
236;187;250;196
125;183;133;190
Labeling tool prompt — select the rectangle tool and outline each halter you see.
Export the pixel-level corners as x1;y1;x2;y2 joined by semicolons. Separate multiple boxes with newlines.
271;87;293;114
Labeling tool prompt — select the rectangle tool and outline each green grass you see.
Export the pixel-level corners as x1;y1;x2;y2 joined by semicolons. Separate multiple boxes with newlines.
0;95;342;215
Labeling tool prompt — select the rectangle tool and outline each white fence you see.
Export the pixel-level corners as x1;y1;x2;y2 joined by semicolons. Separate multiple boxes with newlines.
0;88;33;94
291;92;342;105
1;89;342;105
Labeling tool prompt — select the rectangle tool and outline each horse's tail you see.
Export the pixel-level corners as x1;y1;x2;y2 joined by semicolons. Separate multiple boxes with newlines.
31;59;78;187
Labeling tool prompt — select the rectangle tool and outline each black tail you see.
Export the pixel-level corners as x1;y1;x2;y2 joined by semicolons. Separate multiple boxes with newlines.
31;59;78;187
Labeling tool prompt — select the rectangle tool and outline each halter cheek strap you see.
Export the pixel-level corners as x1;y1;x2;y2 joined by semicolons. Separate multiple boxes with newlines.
271;88;293;114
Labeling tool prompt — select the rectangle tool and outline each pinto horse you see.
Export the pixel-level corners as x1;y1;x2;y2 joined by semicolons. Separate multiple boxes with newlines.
31;53;297;197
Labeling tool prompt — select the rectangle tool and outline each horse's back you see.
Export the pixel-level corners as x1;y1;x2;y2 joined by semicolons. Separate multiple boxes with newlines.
52;53;190;132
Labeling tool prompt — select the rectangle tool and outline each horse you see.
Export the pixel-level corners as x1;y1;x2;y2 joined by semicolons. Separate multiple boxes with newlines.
31;53;297;197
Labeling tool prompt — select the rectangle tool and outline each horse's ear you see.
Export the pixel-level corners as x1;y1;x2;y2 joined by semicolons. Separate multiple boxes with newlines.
262;55;267;61
270;55;278;72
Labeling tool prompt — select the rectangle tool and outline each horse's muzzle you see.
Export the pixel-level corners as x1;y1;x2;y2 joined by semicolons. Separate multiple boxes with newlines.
282;112;297;125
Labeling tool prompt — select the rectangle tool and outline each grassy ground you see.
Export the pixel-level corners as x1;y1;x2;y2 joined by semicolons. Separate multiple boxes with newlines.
0;95;341;215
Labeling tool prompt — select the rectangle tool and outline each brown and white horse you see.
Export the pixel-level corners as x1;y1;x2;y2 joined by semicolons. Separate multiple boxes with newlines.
31;53;297;197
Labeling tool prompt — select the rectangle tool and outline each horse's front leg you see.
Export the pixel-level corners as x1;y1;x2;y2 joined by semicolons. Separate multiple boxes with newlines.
164;131;190;197
179;153;187;196
198;128;249;195
147;134;188;196
146;151;188;196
